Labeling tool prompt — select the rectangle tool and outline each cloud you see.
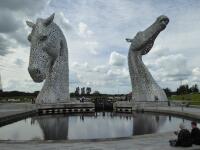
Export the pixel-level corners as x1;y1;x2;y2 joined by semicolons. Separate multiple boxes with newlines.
4;79;42;92
0;34;12;56
109;51;126;66
93;65;108;73
78;22;93;38
55;15;101;56
107;67;129;80
0;0;49;16
70;53;130;93
71;62;92;72
157;54;190;79
0;0;51;57
146;52;191;83
84;41;99;55
76;22;99;55
0;10;21;33
14;58;25;67
192;67;200;82
54;12;72;31
192;67;200;76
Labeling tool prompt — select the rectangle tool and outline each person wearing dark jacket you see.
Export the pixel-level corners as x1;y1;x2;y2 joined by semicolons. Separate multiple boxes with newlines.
191;121;200;145
169;123;192;147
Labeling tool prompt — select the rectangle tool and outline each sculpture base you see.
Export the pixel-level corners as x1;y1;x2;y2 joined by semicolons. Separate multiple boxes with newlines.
113;100;170;113
37;101;95;115
134;101;169;108
113;101;133;113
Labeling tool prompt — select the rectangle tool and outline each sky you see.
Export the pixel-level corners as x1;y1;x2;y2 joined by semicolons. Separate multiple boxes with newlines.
0;0;200;94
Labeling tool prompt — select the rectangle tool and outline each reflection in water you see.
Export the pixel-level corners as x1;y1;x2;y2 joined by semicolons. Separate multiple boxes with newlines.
0;112;197;140
68;112;133;139
132;113;166;135
169;115;171;121
80;115;84;121
34;115;68;140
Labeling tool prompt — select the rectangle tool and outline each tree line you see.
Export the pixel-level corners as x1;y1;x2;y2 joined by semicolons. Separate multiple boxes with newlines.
0;84;199;98
164;84;199;97
0;91;39;98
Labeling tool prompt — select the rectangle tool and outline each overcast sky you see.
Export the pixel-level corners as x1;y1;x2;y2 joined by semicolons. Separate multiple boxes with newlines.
0;0;200;94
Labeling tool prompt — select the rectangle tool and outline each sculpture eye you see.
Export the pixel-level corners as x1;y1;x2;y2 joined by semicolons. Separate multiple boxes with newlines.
40;35;47;41
28;34;31;42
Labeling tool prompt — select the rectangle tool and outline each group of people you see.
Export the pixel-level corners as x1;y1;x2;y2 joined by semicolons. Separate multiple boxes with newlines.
79;97;85;103
169;121;200;147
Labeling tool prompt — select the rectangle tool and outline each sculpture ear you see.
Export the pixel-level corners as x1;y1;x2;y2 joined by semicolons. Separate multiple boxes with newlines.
26;21;35;28
44;13;55;26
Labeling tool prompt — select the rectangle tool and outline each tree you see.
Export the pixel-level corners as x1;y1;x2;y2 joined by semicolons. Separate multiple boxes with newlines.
176;84;190;95
190;84;199;93
163;88;172;97
81;87;85;95
75;87;80;96
93;91;100;95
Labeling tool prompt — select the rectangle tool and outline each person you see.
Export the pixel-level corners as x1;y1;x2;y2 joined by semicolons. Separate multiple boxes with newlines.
80;97;84;103
191;121;200;145
169;123;192;147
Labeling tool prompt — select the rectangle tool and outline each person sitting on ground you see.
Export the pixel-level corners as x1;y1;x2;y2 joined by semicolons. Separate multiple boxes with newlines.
169;123;192;147
191;121;200;145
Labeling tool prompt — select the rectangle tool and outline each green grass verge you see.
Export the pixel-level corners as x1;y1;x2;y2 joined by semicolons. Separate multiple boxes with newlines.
0;96;35;103
169;93;200;105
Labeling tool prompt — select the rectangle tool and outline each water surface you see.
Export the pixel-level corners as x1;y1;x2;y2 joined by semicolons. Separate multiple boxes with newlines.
0;112;198;140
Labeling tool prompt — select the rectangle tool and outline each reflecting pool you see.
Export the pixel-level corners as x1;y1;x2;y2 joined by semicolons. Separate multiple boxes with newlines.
0;112;198;140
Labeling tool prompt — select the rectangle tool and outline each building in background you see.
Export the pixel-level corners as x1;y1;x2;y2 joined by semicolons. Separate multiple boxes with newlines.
81;87;85;95
86;87;91;95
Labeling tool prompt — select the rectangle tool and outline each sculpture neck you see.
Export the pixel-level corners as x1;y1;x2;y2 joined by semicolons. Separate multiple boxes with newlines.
36;46;69;104
128;50;153;83
128;49;168;102
47;55;68;84
48;37;68;87
128;50;157;101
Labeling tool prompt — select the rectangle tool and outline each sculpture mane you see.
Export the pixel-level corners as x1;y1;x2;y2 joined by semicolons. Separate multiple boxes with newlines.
26;13;70;104
127;15;169;102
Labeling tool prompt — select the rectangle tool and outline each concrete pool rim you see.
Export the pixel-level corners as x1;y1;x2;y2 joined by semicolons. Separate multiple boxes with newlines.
0;132;173;143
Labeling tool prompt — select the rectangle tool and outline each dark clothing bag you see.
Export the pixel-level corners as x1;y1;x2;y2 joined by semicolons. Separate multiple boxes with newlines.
191;127;200;145
170;129;192;147
176;129;192;147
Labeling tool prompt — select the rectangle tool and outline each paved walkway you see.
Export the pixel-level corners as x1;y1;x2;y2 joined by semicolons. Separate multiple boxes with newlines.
0;103;35;113
146;106;200;114
0;103;37;126
1;103;200;149
141;106;200;120
0;103;36;114
0;132;200;150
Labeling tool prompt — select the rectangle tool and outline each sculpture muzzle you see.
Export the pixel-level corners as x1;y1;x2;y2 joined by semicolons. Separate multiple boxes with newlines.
127;15;169;55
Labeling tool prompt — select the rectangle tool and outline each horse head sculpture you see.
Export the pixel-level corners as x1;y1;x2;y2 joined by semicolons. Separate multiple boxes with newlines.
26;13;69;104
127;15;169;102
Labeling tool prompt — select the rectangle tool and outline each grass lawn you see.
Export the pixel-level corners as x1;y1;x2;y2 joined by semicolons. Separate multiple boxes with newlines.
169;93;200;105
0;96;35;103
